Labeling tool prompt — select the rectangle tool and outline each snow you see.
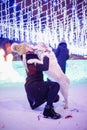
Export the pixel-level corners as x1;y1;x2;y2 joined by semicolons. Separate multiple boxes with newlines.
0;60;87;130
0;84;87;130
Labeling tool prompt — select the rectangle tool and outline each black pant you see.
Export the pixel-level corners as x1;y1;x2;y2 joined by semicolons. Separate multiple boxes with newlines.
25;81;60;109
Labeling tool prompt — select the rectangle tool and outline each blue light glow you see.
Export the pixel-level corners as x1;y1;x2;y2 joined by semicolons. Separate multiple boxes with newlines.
53;1;57;7
43;0;48;2
0;60;87;86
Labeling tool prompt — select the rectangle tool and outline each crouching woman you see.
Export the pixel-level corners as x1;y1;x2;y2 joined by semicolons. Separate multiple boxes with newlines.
23;50;61;119
11;42;61;119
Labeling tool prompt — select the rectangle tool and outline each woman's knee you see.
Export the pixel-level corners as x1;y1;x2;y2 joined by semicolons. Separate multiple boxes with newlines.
50;82;60;91
53;82;60;91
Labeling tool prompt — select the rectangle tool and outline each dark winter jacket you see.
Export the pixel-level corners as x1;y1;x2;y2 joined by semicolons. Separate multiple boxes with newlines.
23;53;50;109
25;53;49;84
55;42;69;73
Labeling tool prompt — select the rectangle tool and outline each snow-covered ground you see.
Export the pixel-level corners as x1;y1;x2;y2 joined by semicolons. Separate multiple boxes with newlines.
0;60;87;130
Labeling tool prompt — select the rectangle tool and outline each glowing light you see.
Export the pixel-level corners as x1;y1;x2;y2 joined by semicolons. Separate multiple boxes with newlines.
6;54;13;62
1;0;8;3
43;0;48;2
0;48;5;61
0;48;5;56
0;60;25;83
52;1;57;7
0;56;5;61
0;0;86;55
5;43;12;54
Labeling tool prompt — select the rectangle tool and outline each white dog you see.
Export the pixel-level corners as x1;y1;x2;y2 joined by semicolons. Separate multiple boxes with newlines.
27;43;70;109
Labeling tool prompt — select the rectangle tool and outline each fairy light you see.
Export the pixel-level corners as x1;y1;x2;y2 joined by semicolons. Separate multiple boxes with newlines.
0;0;87;55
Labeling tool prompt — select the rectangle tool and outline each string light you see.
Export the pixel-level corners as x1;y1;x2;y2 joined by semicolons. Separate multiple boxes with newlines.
0;0;87;55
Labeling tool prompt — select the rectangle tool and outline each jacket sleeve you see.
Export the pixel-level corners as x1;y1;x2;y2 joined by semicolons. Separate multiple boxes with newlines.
36;56;49;71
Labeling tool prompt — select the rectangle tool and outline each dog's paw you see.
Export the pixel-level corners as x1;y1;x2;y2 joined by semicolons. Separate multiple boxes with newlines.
27;59;42;64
